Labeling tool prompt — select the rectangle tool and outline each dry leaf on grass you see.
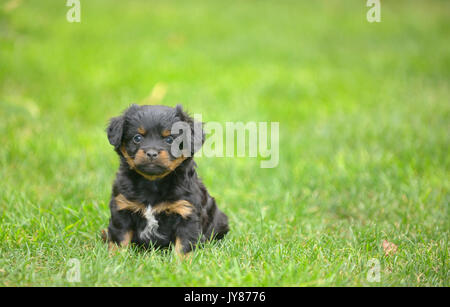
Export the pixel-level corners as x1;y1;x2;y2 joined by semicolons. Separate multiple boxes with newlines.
382;240;398;256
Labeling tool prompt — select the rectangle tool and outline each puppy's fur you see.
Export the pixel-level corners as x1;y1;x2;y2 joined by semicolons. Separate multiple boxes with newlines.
103;104;229;255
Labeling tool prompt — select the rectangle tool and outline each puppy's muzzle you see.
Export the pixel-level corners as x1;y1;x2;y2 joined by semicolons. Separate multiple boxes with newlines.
146;149;159;161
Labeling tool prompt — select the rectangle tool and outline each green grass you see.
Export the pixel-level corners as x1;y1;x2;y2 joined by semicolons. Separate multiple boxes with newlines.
0;0;448;286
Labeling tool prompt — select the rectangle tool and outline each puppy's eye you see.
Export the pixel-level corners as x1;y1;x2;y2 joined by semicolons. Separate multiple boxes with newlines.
133;134;143;144
164;136;174;144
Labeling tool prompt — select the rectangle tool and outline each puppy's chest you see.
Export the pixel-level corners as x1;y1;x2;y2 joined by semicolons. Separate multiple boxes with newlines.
115;189;195;245
135;205;179;245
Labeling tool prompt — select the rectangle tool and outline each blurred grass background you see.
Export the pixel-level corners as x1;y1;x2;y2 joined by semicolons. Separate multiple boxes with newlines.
0;0;448;286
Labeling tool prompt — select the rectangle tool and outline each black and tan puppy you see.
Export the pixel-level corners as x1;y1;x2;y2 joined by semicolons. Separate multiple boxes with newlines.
102;104;229;255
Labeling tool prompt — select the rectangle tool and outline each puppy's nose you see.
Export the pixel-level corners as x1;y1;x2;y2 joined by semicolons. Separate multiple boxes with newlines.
146;149;159;160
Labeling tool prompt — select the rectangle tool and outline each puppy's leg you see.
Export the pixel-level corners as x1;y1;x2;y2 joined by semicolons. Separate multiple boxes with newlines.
106;199;135;251
203;197;229;241
174;220;202;259
210;208;229;240
107;227;133;251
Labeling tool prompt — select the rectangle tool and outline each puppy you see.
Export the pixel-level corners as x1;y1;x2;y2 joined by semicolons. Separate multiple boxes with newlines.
102;104;229;256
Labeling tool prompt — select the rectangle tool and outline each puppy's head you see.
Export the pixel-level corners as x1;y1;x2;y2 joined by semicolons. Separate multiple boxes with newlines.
107;104;204;180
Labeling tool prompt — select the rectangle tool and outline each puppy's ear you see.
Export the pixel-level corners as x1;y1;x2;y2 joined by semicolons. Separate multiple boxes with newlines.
106;115;124;149
106;104;140;149
175;104;204;155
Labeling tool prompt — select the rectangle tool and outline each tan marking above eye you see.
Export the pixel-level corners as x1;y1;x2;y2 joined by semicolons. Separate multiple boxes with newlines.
161;130;171;137
137;127;146;135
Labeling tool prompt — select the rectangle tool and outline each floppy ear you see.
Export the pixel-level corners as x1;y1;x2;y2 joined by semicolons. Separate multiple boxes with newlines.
106;104;140;149
175;104;205;155
106;115;124;149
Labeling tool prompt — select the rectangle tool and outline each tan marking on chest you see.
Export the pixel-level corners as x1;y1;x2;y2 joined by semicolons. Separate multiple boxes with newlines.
115;195;193;219
152;200;194;219
115;194;146;215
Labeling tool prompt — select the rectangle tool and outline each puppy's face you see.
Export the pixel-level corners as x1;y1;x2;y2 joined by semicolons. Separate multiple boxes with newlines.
107;104;203;179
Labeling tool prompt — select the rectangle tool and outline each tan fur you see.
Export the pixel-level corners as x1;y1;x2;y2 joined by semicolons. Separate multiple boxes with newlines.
107;230;133;251
120;230;133;246
111;195;195;256
115;194;193;220
120;145;172;180
159;150;186;171
120;145;137;169
152;200;194;219
115;194;146;215
174;237;184;255
137;126;146;135
134;149;148;165
174;237;192;259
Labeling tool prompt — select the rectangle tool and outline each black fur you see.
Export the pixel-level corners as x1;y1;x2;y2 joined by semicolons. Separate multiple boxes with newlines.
104;104;229;254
